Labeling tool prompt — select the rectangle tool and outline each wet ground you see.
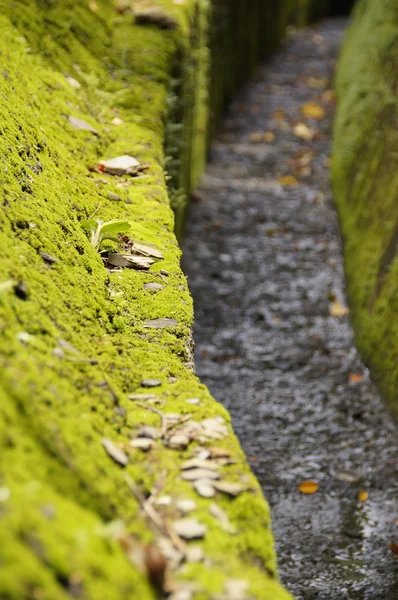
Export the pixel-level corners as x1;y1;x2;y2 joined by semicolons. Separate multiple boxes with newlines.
182;19;398;600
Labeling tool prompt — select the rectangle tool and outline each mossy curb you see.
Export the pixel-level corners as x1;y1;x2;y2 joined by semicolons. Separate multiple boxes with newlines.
0;1;298;598
332;0;398;417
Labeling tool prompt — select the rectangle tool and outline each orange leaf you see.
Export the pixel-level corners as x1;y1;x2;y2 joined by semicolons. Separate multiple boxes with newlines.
298;481;319;495
358;490;368;503
329;299;349;318
390;543;398;555
300;102;325;120
272;110;286;121
249;131;275;144
349;374;363;383
278;175;299;187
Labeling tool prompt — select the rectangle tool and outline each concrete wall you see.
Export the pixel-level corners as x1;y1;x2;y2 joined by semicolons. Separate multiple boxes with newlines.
332;0;398;416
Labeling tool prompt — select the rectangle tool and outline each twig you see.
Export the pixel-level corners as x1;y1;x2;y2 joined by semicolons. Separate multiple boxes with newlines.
164;520;187;553
125;473;165;533
124;474;186;553
136;402;168;437
165;414;192;434
87;203;102;220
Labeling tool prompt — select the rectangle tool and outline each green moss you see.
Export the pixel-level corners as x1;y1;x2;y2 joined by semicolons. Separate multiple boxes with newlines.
332;0;398;415
0;1;293;598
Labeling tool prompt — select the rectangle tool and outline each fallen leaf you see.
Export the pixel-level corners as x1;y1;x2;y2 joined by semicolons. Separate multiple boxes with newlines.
212;481;245;497
106;254;154;270
39;251;57;264
210;503;236;534
144;282;164;292
300;102;325;120
185;397;200;405
68;115;98;135
329;299;349;317
249;131;275;144
185;546;204;563
322;90;336;103
144;545;167;593
168;434;190;450
88;0;99;12
173;519;207;540
298;480;319;495
102;438;129;466
108;192;122;201
130;438;155;451
390;543;398;555
141;379;162;388
306;76;328;89
98;155;140;176
209;447;231;459
134;6;178;29
349;374;363;383
176;499;196;513
358;490;368;503
193;479;216;498
66;76;81;89
272;110;286;121
181;468;220;481
278;175;299;187
334;471;360;483
133;243;163;259
144;318;177;328
182;459;219;471
293;122;315;140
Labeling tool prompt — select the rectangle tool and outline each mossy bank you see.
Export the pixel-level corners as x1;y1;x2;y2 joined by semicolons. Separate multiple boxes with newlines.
0;0;312;598
332;0;398;417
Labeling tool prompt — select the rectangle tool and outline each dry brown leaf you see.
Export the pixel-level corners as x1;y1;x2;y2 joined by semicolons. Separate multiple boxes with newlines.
298;480;319;495
278;175;299;187
272;110;286;121
358;490;368;503
390;543;398;555
300;102;325;120
329;300;349;318
306;76;328;89
349;374;363;383
322;90;336;103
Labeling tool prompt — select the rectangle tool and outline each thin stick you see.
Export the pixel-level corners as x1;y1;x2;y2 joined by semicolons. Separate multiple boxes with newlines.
125;473;165;533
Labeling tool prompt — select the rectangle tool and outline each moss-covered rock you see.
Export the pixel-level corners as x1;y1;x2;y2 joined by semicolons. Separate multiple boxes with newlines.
332;0;398;415
0;1;298;598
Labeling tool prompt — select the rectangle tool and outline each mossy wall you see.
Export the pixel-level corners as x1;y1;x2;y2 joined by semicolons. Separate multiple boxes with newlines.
332;0;398;415
0;1;301;598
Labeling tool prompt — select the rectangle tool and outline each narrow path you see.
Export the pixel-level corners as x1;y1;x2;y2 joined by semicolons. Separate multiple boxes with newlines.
182;19;398;600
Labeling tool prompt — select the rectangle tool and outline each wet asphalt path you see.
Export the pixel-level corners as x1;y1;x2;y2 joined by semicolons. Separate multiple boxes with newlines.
182;19;398;600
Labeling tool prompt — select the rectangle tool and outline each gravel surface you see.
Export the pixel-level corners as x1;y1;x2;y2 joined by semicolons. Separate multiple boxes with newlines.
183;19;398;600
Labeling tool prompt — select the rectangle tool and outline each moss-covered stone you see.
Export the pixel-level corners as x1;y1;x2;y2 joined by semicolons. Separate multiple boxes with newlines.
332;0;398;415
0;1;297;598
